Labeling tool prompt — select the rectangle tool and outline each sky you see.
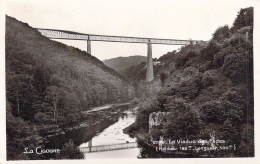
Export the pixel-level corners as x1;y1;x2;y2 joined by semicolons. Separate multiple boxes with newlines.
6;0;253;60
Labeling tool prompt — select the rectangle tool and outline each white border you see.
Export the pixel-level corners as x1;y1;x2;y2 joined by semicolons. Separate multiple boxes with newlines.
0;0;6;163
0;0;260;164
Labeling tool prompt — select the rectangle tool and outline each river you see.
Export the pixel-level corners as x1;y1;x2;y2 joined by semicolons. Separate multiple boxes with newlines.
45;103;141;159
79;107;140;159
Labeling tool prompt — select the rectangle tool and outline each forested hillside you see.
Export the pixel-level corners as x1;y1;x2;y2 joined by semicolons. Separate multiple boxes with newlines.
103;55;162;98
103;55;146;76
6;16;135;159
133;7;254;157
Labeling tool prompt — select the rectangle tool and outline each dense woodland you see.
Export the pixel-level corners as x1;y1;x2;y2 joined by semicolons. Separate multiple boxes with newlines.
103;55;146;76
104;55;164;98
133;7;254;157
5;16;135;160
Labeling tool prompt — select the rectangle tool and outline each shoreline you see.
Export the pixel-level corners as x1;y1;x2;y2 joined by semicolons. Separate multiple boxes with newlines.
41;102;133;136
43;102;137;149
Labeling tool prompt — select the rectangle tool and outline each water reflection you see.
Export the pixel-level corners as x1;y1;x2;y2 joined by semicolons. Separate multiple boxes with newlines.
44;104;141;159
79;111;136;147
46;104;137;147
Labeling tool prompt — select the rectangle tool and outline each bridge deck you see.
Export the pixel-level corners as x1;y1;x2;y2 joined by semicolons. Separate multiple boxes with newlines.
37;28;202;45
79;142;138;153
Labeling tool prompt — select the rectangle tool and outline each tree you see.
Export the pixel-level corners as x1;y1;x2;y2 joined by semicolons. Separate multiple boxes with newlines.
32;65;51;96
150;125;163;141
220;85;247;124
160;72;168;83
45;86;62;123
231;7;254;33
6;74;39;119
62;91;81;114
162;105;200;139
201;40;221;61
164;97;186;112
6;101;42;160
65;113;81;126
221;119;240;144
212;25;230;42
222;43;252;84
34;112;49;124
136;98;160;132
200;100;224;124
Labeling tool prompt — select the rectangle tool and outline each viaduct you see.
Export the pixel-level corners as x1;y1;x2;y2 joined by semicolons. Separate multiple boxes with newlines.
37;29;203;82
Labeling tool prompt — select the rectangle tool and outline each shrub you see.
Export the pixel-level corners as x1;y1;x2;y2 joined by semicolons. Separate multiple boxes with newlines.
220;85;247;123
201;71;215;88
200;100;224;124
213;49;226;68
182;66;199;79
130;98;140;105
34;112;49;124
162;107;200;139
160;72;168;83
175;51;197;68
158;71;202;101
201;40;221;61
150;125;163;141
220;119;240;144
222;47;251;83
65;113;81;125
136;98;160;132
57;139;84;159
178;74;202;100
164;97;187;112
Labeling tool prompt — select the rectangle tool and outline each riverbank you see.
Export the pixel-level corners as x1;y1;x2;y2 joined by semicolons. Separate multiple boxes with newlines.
123;121;148;142
83;102;131;114
40;102;132;136
43;103;138;149
123;122;139;138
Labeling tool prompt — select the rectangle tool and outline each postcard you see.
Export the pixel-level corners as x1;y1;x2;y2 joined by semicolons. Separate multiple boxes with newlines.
0;0;259;163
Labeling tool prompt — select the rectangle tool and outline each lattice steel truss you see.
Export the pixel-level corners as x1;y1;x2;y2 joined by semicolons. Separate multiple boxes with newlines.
37;28;202;45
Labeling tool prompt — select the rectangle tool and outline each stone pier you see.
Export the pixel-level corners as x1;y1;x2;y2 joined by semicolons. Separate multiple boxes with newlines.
146;42;154;82
87;40;91;54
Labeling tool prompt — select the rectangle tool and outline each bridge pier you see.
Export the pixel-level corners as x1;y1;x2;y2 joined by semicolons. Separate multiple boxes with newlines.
146;42;154;82
87;40;91;54
88;139;92;152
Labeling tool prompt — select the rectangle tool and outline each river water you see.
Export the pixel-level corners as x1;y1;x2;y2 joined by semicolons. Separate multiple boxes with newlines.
79;108;140;159
45;104;141;159
79;110;137;147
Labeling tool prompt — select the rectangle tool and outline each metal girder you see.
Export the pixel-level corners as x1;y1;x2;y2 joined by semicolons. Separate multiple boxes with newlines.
38;29;89;40
37;28;202;45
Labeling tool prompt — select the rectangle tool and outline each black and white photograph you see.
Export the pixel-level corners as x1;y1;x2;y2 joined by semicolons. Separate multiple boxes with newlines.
0;0;259;162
